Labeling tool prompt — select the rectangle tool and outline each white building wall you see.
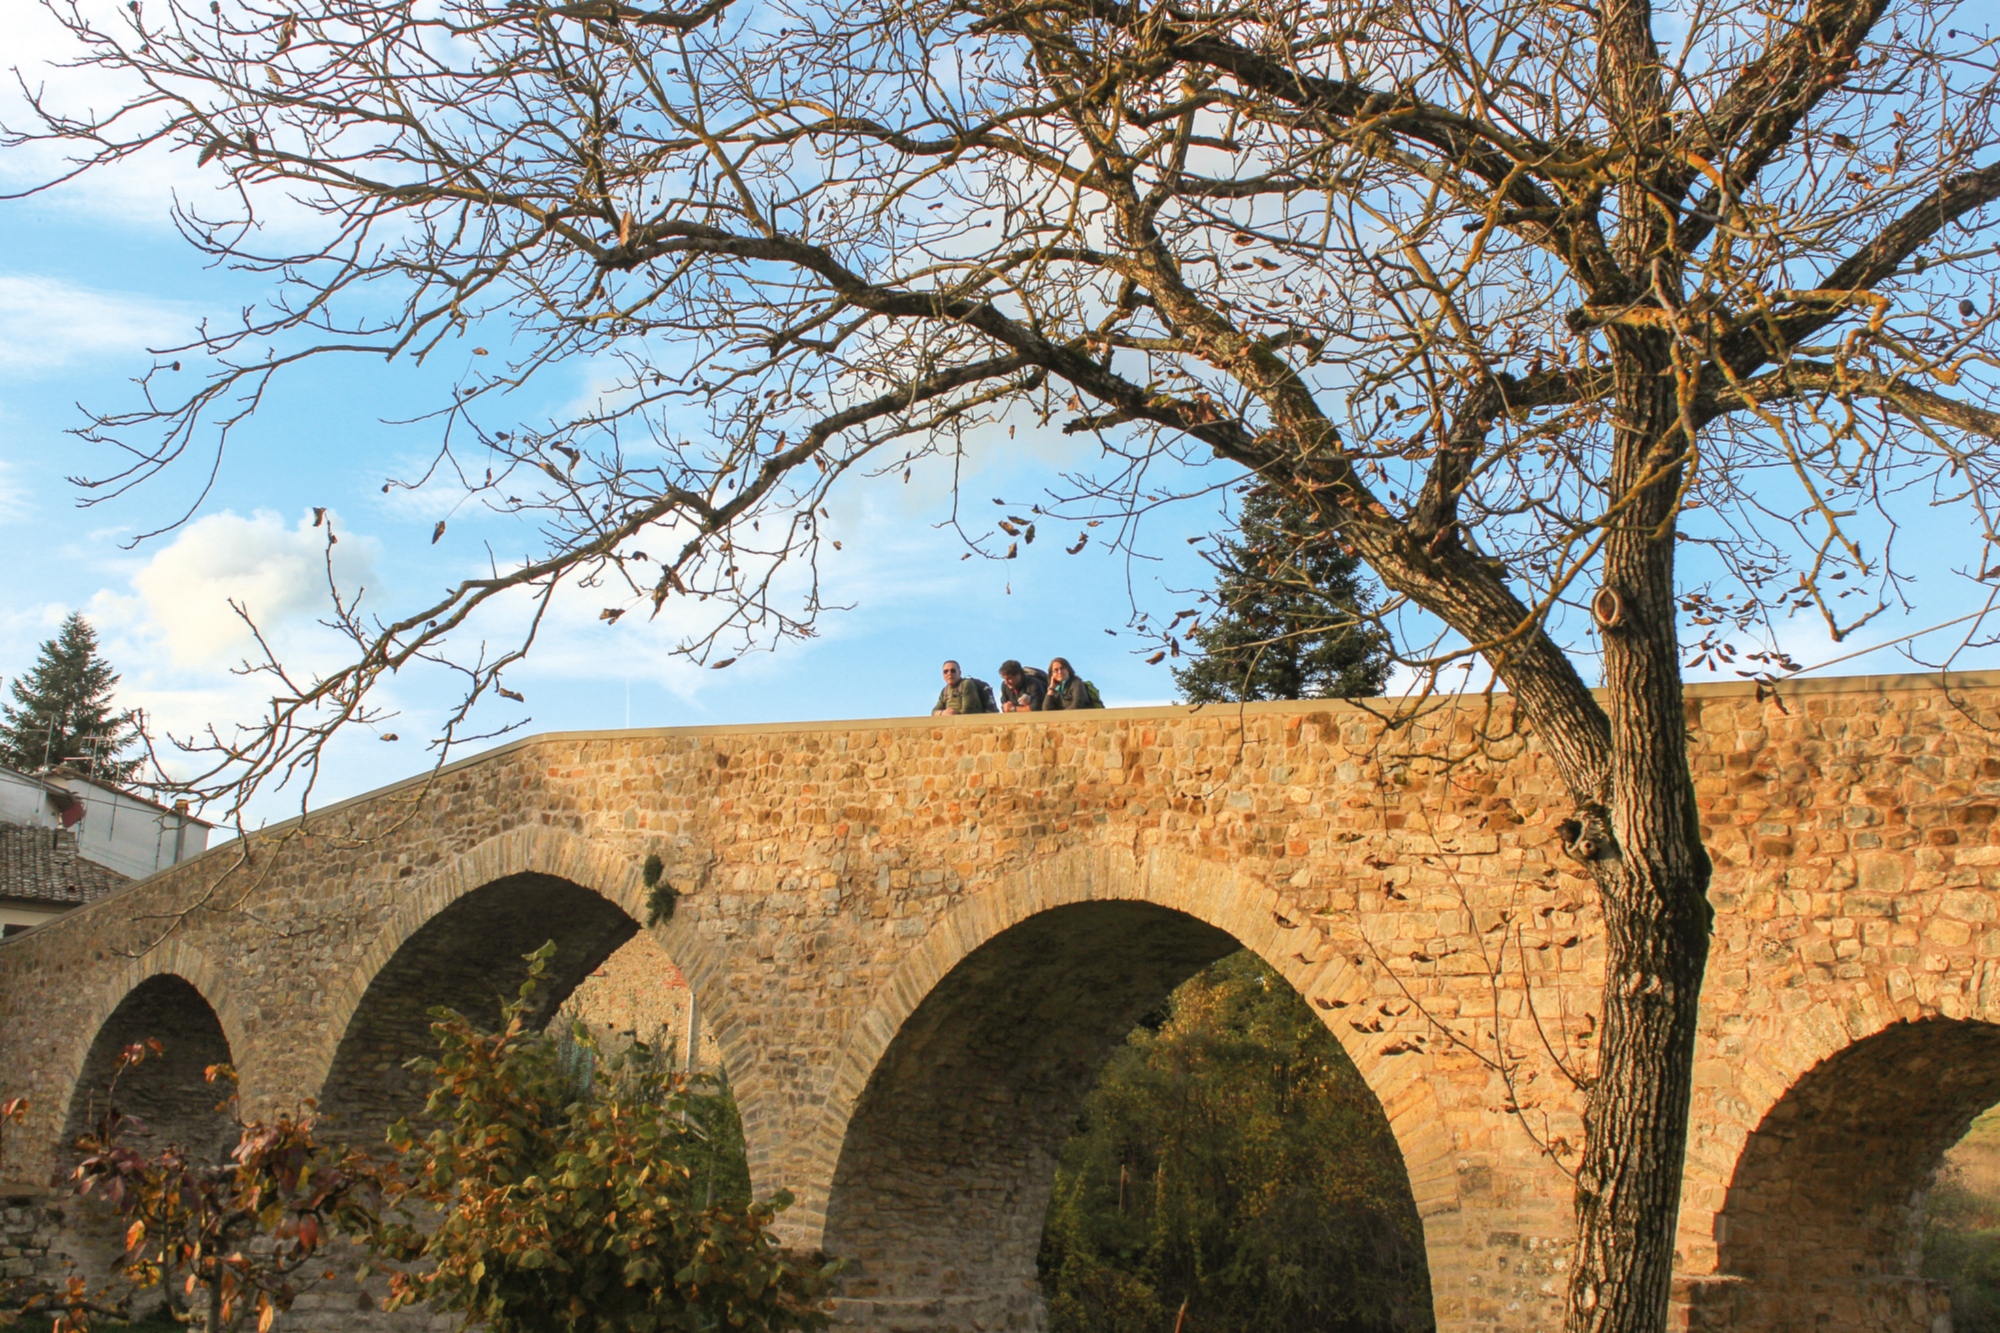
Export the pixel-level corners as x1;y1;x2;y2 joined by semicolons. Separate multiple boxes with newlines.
0;901;70;937
0;769;59;829
48;779;210;881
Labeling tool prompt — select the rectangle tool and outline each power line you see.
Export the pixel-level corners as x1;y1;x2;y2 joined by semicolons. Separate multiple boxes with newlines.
1780;609;1991;679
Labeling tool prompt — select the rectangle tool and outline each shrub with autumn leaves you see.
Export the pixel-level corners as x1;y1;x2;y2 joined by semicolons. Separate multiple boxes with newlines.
69;1046;386;1333
371;943;838;1333
19;944;832;1333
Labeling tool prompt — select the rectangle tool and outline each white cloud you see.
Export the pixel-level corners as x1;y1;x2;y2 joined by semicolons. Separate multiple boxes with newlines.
0;0;198;227
90;508;378;668
0;459;29;518
0;274;193;373
0;0;380;238
473;497;959;711
0;600;77;675
1684;604;1997;683
54;509;401;817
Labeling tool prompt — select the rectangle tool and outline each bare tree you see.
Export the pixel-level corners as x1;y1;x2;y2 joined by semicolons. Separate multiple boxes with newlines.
10;0;2000;1324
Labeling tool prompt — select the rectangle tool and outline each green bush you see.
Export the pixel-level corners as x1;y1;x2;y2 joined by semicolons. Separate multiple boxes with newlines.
1927;1169;2000;1333
1038;952;1432;1333
375;944;835;1333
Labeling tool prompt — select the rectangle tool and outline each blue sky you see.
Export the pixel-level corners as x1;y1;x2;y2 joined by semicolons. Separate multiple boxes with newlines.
0;198;1221;811
0;16;1224;818
2;0;1998;824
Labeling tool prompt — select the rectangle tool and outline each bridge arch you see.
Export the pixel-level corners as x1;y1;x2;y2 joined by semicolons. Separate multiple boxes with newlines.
804;845;1449;1331
1700;1015;2000;1331
312;827;759;1159
60;951;246;1167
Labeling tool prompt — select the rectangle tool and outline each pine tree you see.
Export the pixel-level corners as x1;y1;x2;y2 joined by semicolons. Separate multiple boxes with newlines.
0;614;144;782
1173;486;1392;703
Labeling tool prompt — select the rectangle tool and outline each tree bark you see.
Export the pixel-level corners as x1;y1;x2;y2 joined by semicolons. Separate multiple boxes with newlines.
1562;332;1715;1332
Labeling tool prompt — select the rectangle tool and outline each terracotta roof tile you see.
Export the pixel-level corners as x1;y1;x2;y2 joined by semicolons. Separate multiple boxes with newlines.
0;822;128;906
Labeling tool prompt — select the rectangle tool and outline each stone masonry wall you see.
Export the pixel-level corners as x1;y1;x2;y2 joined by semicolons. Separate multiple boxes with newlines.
0;673;1993;1332
0;1187;75;1295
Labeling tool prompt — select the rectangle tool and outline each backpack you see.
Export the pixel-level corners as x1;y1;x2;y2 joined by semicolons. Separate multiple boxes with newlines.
1080;679;1104;709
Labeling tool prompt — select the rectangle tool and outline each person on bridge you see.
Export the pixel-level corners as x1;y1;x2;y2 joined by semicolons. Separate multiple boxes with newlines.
997;660;1049;712
932;660;997;715
1040;657;1103;710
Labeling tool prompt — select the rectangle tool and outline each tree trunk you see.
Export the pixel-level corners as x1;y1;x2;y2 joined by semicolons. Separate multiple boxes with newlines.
1565;849;1711;1332
1562;339;1715;1332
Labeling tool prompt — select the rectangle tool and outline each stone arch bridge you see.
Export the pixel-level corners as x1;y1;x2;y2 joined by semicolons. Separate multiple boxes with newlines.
2;672;1997;1333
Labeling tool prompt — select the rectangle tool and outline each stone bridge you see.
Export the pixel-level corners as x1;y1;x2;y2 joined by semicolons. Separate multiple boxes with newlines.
2;671;1998;1333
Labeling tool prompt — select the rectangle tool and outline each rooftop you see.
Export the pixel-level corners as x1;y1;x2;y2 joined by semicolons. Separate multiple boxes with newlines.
0;822;130;906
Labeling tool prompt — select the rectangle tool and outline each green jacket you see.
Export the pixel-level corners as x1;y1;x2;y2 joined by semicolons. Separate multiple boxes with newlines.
934;678;997;714
1041;677;1102;710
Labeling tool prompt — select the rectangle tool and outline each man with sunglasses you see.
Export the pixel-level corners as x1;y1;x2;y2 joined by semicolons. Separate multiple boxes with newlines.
931;659;997;715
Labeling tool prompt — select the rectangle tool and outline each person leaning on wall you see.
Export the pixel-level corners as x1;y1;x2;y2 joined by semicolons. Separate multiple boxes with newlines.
997;660;1049;712
932;659;997;715
1040;657;1103;710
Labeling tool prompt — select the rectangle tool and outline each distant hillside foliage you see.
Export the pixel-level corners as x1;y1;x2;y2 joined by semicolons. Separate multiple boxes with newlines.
1037;951;1433;1333
1929;1108;2000;1331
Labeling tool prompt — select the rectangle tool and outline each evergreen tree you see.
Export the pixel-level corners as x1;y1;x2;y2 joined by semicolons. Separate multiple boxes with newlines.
1173;486;1392;703
0;613;144;782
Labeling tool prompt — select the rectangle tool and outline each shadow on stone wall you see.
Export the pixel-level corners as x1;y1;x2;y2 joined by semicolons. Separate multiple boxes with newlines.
317;871;638;1150
1701;1017;2000;1333
62;974;236;1168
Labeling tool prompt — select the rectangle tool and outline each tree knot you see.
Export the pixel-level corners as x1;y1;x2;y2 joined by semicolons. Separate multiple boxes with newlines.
1556;804;1619;863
